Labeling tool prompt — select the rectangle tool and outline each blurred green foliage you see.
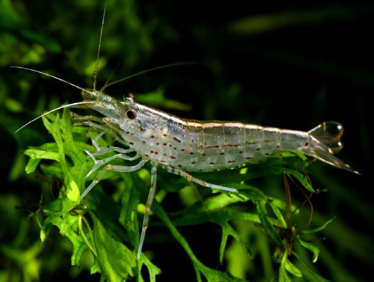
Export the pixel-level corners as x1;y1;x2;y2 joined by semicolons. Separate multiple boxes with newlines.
1;0;373;281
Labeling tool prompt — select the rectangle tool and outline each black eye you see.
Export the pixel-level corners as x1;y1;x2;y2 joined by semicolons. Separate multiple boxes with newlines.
127;109;137;120
124;92;134;99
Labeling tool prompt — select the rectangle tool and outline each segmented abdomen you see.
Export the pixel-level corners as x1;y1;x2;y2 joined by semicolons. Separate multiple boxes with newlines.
125;110;310;172
170;121;309;172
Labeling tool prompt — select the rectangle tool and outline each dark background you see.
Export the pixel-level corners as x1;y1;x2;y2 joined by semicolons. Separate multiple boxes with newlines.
0;0;372;281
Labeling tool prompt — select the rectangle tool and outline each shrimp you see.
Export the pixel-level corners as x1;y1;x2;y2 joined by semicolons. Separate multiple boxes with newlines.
13;70;359;258
12;8;359;261
76;90;360;259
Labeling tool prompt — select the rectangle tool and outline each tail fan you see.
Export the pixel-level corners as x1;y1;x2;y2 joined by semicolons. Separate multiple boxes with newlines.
306;121;360;174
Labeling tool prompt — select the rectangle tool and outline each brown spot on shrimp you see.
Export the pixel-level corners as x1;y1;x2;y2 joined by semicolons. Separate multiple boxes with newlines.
173;137;182;143
205;145;220;149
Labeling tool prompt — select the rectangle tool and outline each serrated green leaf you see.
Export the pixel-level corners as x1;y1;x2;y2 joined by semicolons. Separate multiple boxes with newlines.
89;211;136;282
49;212;75;234
41;217;53;242
269;200;287;228
219;225;230;264
24;149;60;162
298;217;335;234
138;253;162;282
66;179;80;202
295;236;320;263
41;113;54;132
198;264;249;282
61;108;87;164
285;258;303;277
219;222;252;264
140;176;247;282
46;111;81;203
229;182;269;202
25;157;41;174
42;198;64;214
173;182;270;218
119;172;139;246
301;274;318;282
90;259;101;275
173;192;242;216
59;213;79;235
273;247;283;264
40;163;64;178
35;214;47;243
256;200;284;247
282;168;315;193
171;207;271;229
280;251;292;282
292;252;331;282
65;228;88;267
43;210;87;268
62;198;79;213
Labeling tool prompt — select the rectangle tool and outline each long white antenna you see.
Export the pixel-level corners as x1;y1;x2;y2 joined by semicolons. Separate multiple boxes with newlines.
10;66;96;133
15;101;94;133
93;4;107;92
10;66;93;95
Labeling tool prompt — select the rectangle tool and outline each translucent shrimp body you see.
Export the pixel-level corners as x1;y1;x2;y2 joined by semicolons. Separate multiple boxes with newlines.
84;90;358;174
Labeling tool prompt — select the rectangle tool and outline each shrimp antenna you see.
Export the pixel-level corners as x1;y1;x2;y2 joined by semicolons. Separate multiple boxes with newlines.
93;3;106;92
10;66;96;133
10;66;95;95
14;101;94;133
100;61;200;92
